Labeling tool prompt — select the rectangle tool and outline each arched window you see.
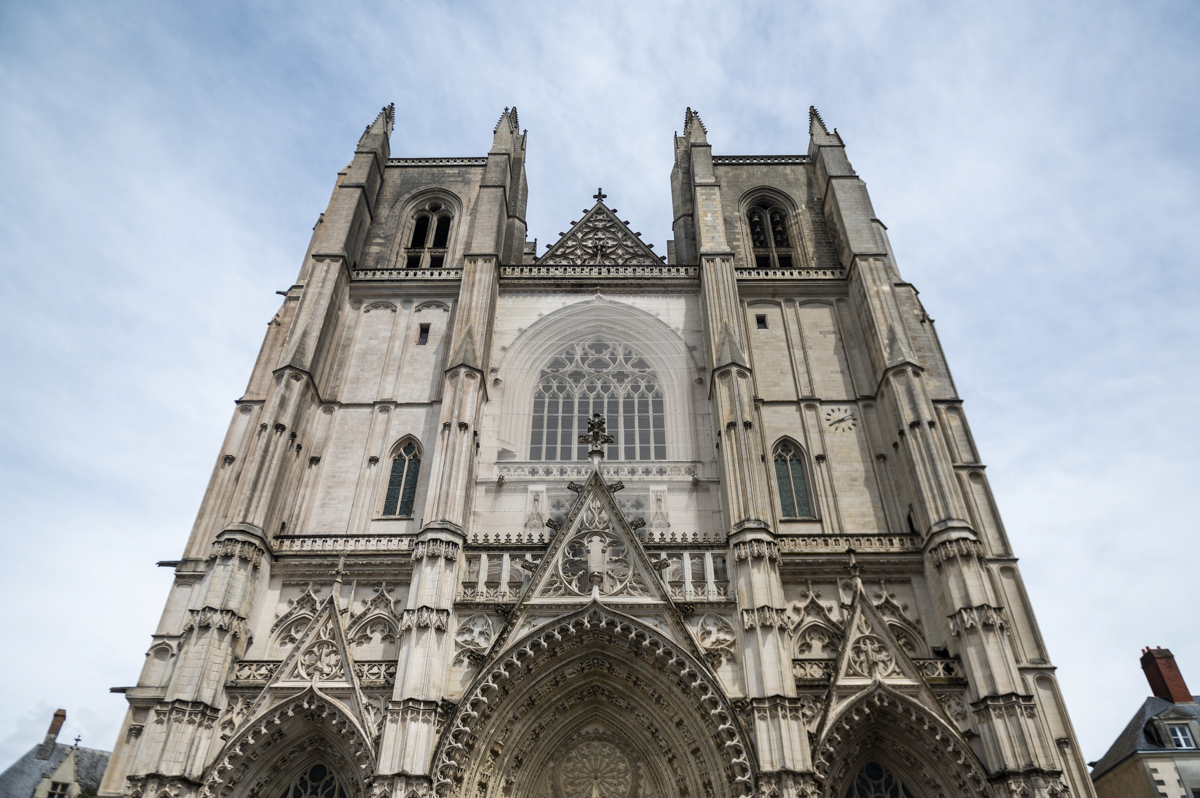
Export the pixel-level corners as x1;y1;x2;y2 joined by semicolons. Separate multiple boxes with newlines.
747;202;794;269
279;763;349;798
405;200;453;269
529;338;666;462
382;442;421;516
773;441;812;518
842;761;919;798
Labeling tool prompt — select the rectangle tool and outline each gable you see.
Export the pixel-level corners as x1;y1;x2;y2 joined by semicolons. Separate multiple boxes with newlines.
538;196;663;267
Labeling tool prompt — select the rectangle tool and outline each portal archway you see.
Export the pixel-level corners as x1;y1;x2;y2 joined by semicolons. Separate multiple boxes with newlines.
814;685;988;798
433;605;755;798
200;689;375;798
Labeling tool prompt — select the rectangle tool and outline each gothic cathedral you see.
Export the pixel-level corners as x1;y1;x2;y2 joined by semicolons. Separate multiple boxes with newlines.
98;106;1094;798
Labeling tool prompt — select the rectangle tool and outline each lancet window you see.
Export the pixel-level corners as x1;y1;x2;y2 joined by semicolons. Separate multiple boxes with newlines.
404;200;453;269
842;761;919;798
382;442;421;516
747;203;794;269
773;441;813;518
529;338;666;462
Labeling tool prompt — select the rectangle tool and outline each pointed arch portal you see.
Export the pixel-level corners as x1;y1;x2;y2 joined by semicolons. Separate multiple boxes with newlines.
433;605;755;798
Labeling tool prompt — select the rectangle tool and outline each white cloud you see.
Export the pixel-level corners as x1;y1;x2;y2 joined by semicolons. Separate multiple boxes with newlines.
1;0;1197;767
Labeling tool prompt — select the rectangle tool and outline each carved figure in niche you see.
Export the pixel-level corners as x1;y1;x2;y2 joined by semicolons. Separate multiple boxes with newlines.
556;740;634;798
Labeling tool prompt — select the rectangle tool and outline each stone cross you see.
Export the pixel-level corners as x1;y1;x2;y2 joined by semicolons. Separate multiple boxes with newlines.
593;187;607;202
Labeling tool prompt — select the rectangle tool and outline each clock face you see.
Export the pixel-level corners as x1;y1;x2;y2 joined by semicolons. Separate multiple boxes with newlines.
825;407;858;431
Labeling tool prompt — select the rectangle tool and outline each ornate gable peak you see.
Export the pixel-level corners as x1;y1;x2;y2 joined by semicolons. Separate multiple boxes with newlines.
537;194;664;267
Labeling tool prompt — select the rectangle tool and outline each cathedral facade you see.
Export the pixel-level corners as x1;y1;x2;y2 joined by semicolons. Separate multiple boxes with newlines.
98;106;1095;798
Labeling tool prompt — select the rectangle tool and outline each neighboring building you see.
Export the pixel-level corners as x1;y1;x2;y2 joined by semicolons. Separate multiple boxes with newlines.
97;106;1095;798
1091;648;1200;798
0;710;111;798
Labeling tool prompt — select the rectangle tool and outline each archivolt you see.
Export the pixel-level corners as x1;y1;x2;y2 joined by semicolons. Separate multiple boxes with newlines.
815;684;988;798
433;604;755;798
200;688;376;798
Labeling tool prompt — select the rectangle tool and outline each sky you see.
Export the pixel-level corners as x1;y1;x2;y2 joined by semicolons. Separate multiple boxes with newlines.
1;0;1198;772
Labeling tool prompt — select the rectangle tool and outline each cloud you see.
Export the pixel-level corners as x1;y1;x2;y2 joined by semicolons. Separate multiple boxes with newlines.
1;0;1197;767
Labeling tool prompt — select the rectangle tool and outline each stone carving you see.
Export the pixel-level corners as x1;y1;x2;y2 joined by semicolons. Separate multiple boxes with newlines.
927;538;985;569
296;616;345;680
217;695;252;740
539;204;661;267
453;613;494;666
208;538;265;566
847;634;897;678
412;539;460;561
558;740;633;798
948;603;1008;636
741;605;788;630
536;499;650;599
354;661;398;684
938;693;970;724
401;607;450;631
271;585;323;633
696;613;737;666
181;607;248;639
732;540;779;562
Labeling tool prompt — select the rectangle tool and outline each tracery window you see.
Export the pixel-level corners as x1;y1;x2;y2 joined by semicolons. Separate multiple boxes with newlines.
279;763;349;798
747;203;794;269
773;441;813;518
529;339;666;462
405;200;453;269
382;442;421;517
842;762;919;798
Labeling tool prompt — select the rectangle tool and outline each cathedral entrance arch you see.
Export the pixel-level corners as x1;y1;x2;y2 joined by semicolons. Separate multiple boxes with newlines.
813;685;988;798
433;605;755;798
199;690;375;798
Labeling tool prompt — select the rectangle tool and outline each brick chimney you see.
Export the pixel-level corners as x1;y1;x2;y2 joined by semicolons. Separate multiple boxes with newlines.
36;709;66;760
1141;647;1195;704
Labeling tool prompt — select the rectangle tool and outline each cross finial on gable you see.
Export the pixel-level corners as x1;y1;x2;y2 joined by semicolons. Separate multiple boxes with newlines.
593;187;607;202
331;553;348;585
578;413;616;466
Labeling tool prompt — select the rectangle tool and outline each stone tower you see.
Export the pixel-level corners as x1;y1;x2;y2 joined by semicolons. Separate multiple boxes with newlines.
98;106;1094;798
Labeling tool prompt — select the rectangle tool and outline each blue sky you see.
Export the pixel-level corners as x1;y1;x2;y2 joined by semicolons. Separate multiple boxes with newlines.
1;0;1198;768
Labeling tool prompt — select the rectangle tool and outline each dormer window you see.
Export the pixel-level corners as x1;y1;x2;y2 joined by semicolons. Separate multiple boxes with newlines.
1169;723;1196;748
747;204;794;269
405;201;453;269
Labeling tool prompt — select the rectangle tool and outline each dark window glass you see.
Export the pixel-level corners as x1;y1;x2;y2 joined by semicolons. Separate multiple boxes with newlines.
777;254;793;269
756;315;768;329
774;442;811;518
405;254;422;269
417;324;430;345
432;215;451;247
755;254;771;269
429;255;444;269
410;215;430;248
382;443;421;516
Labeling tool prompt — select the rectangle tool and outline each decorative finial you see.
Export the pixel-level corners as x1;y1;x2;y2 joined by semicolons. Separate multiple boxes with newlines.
331;552;348;585
593;187;607;202
578;413;615;467
845;546;861;579
73;735;81;747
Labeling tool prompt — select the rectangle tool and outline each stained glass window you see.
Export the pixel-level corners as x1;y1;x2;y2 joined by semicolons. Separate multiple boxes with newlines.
529;339;666;462
842;761;919;798
280;763;348;798
774;442;812;518
382;442;421;517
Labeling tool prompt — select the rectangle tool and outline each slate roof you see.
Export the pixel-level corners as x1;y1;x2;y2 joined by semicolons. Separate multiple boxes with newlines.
1091;695;1200;780
0;742;111;798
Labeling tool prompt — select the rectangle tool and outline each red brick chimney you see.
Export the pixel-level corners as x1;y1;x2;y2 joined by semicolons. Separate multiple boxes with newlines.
36;709;66;760
1141;647;1195;704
